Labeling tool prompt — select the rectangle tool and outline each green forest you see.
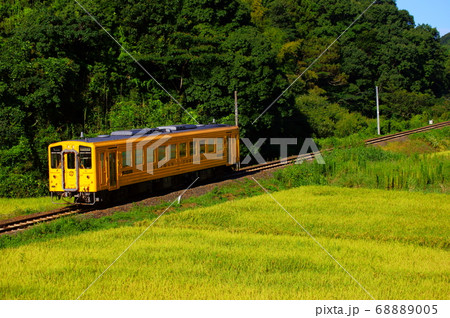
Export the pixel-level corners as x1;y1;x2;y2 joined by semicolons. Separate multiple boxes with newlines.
0;0;449;197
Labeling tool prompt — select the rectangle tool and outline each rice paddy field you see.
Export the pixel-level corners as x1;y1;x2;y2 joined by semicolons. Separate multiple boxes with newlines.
0;197;56;220
1;186;448;300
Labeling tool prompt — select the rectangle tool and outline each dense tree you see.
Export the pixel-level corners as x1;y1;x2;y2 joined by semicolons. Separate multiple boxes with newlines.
0;0;448;197
441;33;450;48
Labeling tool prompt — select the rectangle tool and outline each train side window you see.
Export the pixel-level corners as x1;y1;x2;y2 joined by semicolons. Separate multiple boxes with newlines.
67;153;76;169
146;147;154;163
122;151;131;168
135;148;143;166
51;154;61;169
189;141;195;156
207;138;215;153
158;146;166;161
216;138;223;157
79;146;92;169
100;153;104;171
50;146;62;169
179;143;187;157
170;144;177;160
200;140;206;154
100;153;104;185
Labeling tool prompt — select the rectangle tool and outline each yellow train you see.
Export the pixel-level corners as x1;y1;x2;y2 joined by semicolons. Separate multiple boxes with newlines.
48;124;240;204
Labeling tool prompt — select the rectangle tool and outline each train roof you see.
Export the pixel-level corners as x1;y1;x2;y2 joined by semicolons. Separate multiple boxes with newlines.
72;124;236;144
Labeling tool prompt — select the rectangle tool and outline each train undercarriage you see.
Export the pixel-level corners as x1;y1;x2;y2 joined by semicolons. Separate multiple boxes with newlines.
51;165;234;205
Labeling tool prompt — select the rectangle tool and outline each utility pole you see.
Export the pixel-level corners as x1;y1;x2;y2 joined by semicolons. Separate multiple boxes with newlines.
376;86;380;135
234;91;239;127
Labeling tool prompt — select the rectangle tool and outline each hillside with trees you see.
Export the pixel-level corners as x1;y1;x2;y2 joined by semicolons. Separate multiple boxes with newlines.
441;32;450;48
0;0;449;197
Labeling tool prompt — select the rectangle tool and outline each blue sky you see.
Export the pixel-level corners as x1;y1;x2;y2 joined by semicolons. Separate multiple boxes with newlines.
396;0;450;36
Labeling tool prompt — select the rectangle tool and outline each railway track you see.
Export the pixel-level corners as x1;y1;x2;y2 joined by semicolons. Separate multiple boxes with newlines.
238;152;320;174
365;121;449;145
0;206;93;235
1;121;448;235
237;121;450;176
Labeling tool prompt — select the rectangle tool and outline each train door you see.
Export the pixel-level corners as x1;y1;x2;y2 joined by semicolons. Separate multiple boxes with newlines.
99;152;108;189
108;151;118;190
227;133;237;165
62;150;78;191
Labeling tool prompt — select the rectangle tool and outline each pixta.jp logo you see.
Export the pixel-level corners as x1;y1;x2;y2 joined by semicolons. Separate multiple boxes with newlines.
125;129;324;175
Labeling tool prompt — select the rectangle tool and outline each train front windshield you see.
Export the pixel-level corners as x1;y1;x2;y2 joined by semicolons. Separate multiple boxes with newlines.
50;146;62;169
79;146;92;169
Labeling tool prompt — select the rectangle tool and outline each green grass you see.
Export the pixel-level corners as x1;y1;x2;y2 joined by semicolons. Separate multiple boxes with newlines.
409;126;450;152
0;197;57;220
432;150;450;157
383;127;450;155
0;179;267;250
316;126;450;152
275;146;449;192
0;186;448;299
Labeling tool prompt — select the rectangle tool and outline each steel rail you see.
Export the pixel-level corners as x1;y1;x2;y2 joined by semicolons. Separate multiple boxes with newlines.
365;121;449;145
0;206;92;235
